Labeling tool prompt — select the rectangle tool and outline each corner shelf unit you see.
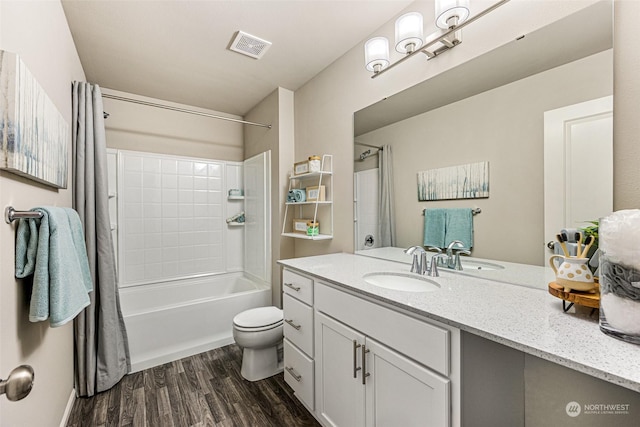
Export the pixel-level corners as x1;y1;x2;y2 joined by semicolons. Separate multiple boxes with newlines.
282;154;333;240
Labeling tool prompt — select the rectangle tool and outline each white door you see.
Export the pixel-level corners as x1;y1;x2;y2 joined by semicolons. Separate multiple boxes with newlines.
365;337;450;427
315;311;366;427
544;96;613;257
354;169;380;251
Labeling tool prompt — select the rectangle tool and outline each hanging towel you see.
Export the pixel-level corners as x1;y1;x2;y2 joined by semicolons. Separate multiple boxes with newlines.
423;209;447;247
15;207;93;327
444;208;474;249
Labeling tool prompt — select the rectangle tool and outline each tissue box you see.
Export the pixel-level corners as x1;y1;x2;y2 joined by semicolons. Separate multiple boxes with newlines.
306;185;325;202
293;218;311;234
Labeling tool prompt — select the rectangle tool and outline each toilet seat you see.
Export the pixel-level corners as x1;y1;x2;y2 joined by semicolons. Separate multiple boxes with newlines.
233;306;283;331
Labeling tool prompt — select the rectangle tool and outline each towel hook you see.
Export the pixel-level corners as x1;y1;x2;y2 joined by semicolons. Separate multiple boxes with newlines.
4;207;43;224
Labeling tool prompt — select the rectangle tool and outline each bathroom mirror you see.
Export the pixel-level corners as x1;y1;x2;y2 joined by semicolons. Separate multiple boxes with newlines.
353;1;613;269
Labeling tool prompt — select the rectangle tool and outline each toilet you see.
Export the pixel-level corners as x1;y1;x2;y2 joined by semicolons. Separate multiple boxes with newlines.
232;306;284;381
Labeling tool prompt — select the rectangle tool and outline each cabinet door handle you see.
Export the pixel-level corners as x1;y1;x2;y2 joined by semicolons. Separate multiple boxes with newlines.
284;319;301;330
361;344;371;385
283;282;301;292
353;340;362;378
285;366;302;382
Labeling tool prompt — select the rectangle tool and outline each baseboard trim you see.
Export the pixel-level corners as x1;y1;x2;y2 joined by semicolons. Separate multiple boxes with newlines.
59;388;76;427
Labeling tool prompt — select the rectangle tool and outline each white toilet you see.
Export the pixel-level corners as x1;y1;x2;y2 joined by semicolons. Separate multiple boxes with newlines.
232;306;284;381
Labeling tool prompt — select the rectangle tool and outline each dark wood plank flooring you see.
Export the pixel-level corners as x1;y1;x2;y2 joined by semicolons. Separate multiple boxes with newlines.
67;344;320;427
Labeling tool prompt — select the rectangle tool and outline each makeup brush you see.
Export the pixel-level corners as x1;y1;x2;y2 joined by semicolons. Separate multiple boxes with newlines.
580;235;595;258
556;233;569;257
575;232;583;258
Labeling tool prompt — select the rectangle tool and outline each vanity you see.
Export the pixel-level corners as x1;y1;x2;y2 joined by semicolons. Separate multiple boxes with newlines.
278;252;640;427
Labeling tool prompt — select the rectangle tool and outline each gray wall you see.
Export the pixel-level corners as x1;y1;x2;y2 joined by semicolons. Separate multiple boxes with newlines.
103;88;244;161
355;50;612;265
245;87;296;307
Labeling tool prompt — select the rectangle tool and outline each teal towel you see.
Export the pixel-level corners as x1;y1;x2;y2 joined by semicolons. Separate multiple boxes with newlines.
444;208;474;249
423;209;446;247
15;207;93;327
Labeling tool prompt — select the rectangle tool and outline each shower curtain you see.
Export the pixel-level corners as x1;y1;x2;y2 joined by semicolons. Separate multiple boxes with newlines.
72;82;130;397
378;145;396;247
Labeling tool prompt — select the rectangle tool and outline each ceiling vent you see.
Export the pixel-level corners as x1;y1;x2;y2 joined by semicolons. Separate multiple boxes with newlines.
229;31;272;59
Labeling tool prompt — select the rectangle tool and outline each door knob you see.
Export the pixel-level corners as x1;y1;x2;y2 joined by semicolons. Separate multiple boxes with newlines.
0;365;35;401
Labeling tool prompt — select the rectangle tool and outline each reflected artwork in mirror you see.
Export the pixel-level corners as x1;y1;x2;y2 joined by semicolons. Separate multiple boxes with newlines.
353;1;613;272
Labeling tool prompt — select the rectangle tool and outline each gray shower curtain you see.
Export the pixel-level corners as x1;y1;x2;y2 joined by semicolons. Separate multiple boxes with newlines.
72;82;130;397
378;145;396;247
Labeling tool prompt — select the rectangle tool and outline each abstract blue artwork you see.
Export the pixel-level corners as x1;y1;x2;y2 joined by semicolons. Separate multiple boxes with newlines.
0;50;69;188
417;161;489;201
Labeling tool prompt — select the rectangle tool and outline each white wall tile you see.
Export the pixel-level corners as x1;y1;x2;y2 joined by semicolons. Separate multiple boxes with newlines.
119;151;235;285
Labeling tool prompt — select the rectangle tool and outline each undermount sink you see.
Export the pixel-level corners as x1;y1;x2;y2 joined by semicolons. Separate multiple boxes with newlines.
459;260;504;271
363;272;440;292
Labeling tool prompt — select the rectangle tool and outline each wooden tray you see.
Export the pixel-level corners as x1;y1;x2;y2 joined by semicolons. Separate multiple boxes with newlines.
548;282;600;309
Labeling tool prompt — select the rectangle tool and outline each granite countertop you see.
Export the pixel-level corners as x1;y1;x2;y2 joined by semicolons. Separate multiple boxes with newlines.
278;252;640;393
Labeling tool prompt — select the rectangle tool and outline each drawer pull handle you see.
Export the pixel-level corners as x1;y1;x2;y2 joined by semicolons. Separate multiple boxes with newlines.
285;319;301;330
285;366;302;382
362;345;371;385
353;340;362;378
284;282;301;292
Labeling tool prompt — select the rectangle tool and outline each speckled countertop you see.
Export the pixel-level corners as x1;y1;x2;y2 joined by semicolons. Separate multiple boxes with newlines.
278;252;640;393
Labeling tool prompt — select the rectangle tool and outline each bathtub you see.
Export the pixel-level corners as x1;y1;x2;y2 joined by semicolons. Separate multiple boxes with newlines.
119;273;271;372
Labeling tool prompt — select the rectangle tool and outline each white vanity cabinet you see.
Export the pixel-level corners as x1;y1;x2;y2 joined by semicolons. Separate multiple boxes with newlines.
282;269;315;410
314;282;459;427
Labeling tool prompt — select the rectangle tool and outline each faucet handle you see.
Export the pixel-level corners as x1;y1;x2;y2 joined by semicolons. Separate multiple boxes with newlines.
454;250;472;270
426;246;442;253
410;253;421;273
429;254;448;277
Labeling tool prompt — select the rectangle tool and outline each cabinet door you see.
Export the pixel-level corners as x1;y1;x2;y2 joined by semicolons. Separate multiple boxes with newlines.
365;338;450;427
315;311;366;427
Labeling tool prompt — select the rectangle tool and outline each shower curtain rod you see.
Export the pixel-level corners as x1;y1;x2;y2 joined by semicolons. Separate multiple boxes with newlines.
101;94;272;129
355;142;383;150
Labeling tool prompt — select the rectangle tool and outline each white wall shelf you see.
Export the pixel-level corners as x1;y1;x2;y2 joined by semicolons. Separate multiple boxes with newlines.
282;154;333;240
228;222;245;226
228;195;245;200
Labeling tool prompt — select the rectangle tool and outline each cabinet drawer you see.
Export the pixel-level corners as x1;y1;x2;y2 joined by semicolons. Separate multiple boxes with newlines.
283;294;314;356
315;282;451;376
284;338;314;410
283;269;313;305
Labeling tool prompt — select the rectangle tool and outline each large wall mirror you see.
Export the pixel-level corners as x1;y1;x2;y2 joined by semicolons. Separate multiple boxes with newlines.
353;0;613;268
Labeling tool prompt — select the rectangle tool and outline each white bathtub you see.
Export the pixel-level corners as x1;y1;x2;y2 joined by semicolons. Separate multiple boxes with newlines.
119;273;271;372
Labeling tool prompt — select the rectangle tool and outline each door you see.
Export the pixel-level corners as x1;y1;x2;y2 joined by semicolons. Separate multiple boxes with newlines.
544;96;613;258
354;169;380;251
315;311;366;427
243;151;271;283
365;338;450;427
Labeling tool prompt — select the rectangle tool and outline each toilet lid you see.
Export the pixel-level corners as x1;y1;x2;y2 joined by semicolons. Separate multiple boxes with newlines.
233;306;283;329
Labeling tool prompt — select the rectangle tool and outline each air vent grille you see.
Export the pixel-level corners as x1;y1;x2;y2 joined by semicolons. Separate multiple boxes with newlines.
229;31;272;59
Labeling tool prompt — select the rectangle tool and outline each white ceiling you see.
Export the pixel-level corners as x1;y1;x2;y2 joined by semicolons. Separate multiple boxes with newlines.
61;0;413;116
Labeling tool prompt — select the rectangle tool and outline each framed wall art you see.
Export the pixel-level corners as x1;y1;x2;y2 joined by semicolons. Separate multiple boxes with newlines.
0;50;69;188
417;161;489;201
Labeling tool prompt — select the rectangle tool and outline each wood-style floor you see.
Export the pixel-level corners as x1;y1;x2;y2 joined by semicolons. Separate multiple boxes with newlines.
66;344;320;427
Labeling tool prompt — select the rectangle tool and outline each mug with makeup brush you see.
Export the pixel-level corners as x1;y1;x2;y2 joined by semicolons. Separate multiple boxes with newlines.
550;232;597;292
549;255;597;292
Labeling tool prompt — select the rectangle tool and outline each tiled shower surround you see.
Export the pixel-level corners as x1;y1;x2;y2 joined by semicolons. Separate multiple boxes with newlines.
117;151;243;286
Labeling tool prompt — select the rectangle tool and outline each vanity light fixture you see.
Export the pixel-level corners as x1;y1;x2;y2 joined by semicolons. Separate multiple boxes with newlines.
365;0;510;78
395;12;424;54
364;37;390;73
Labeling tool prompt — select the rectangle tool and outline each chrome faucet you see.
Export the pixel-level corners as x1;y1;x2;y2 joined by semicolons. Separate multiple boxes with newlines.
404;246;427;274
445;240;465;269
404;246;441;277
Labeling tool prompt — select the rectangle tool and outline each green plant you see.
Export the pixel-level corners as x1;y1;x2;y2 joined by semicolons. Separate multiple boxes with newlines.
580;220;599;247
